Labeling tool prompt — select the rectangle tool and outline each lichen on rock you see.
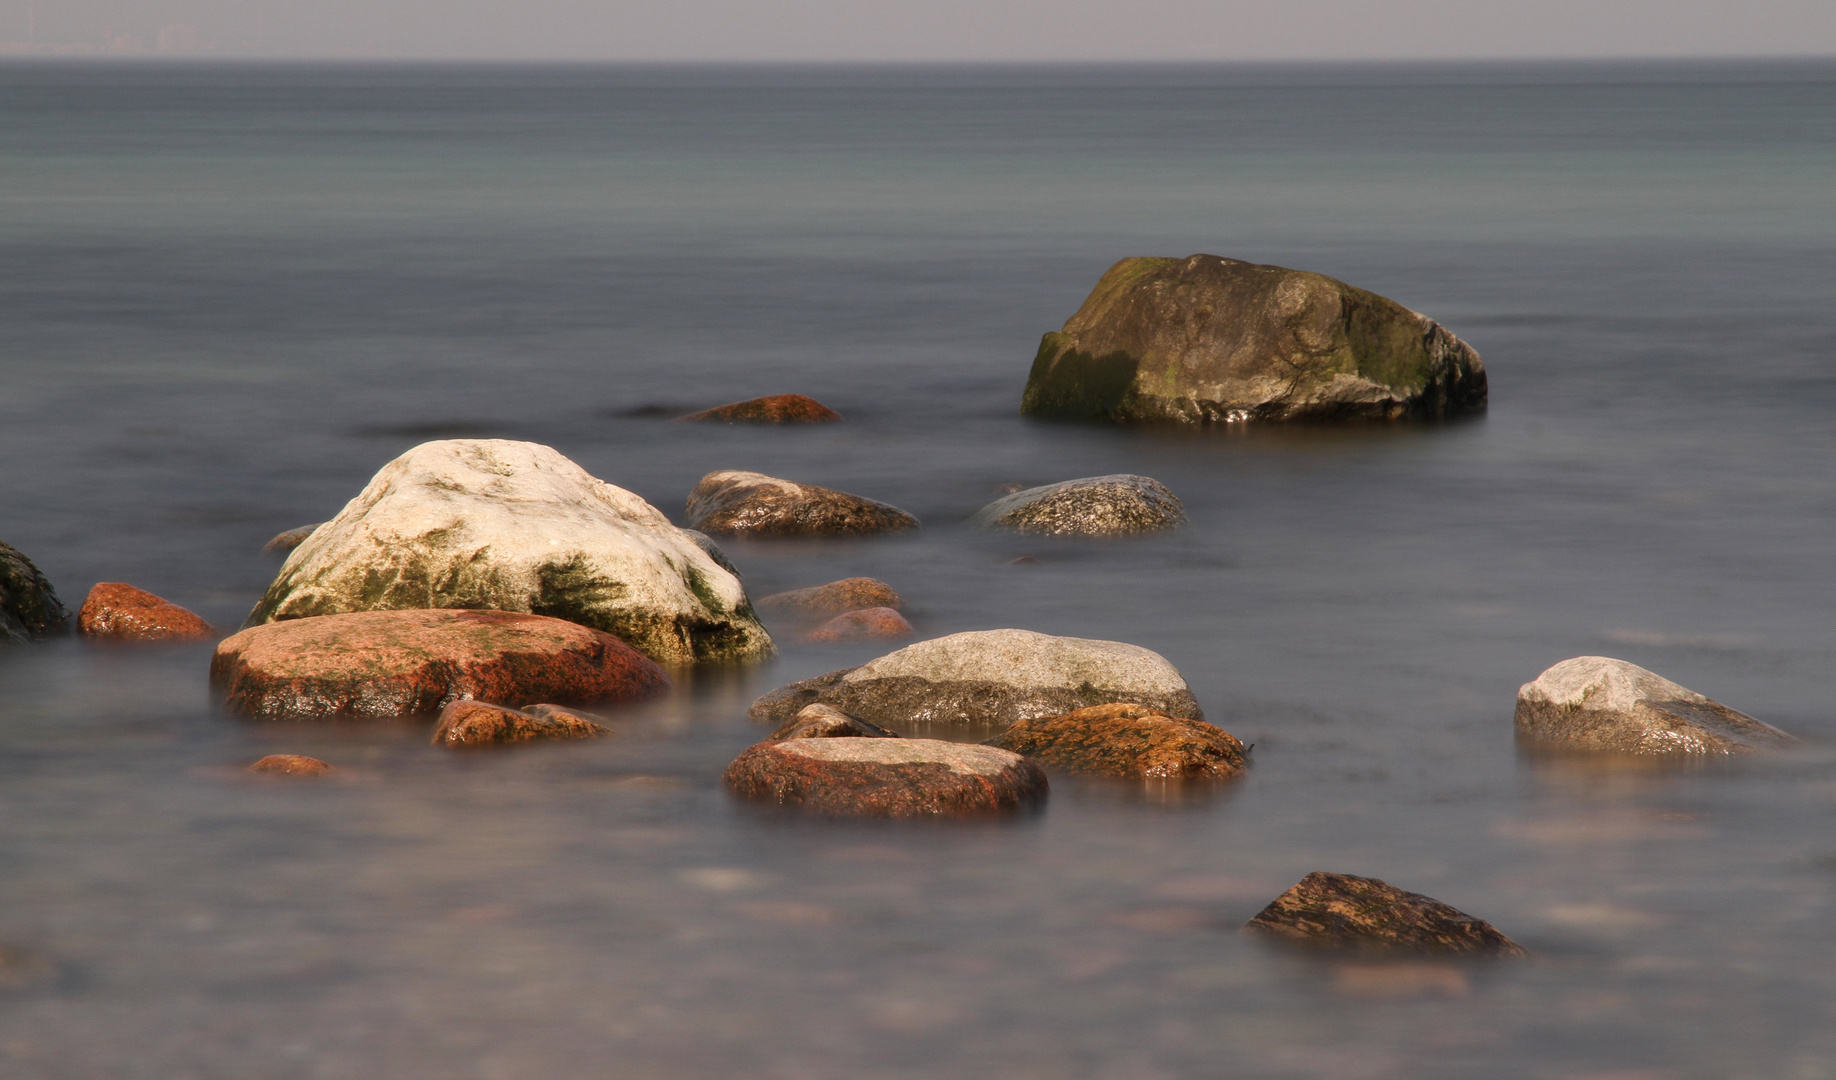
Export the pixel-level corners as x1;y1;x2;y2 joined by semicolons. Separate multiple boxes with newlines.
972;475;1185;537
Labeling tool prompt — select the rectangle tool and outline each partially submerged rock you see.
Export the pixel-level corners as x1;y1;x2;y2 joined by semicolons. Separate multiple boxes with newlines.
77;583;214;642
985;703;1246;779
0;540;68;643
430;699;611;747
679;394;842;424
1245;872;1525;957
684;471;919;538
770;703;900;741
748;629;1201;729
758;577;905;616
248;754;334;777
1515;655;1793;755
973;475;1185;537
246;440;772;664
262;524;320;555
1022;255;1486;424
802;607;914;644
723;737;1047;817
211;609;670;721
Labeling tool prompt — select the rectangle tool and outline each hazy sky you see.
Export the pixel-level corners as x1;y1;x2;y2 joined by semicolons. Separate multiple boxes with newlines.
6;0;1835;60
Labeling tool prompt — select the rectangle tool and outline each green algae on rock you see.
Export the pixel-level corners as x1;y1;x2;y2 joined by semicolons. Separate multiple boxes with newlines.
1022;255;1486;424
1515;655;1794;756
0;540;68;643
985;703;1245;779
1245;872;1525;957
972;475;1185;537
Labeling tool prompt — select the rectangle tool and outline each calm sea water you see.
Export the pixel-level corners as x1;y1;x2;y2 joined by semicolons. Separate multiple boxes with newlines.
2;60;1835;1079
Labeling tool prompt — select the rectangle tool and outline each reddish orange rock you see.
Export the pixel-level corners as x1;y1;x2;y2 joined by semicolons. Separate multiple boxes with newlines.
248;754;333;777
723;737;1047;817
757;578;904;616
986;703;1247;780
78;583;214;641
430;699;611;747
801;607;914;644
210;609;670;721
678;394;842;424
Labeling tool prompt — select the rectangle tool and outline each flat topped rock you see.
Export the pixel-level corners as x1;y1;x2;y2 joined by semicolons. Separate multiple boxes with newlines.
678;394;842;424
1;540;68;643
757;577;905;615
986;703;1246;779
748;628;1200;728
211;609;670;722
723;736;1047;817
1022;254;1486;424
1245;872;1525;957
973;475;1186;537
1515;655;1793;756
78;583;214;642
684;471;920;538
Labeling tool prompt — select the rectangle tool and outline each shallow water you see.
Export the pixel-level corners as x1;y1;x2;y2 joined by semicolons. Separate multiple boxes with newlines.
2;60;1836;1078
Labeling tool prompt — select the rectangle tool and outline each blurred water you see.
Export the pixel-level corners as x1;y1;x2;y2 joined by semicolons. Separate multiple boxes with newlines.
1;60;1835;1079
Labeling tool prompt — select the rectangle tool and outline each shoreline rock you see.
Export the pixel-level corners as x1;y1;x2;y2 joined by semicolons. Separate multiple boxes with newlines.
723;737;1047;817
985;703;1246;779
684;471;919;538
1;540;68;643
1245;872;1525;957
77;583;214;642
972;475;1186;537
678;394;842;424
430;699;611;747
1514;656;1793;756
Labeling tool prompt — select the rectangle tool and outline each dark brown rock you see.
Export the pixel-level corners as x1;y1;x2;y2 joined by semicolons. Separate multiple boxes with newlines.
248;754;334;777
262;524;321;555
723;737;1047;817
802;607;914;644
684;472;919;538
1244;872;1525;957
770;703;900;740
77;583;214;641
431;699;611;747
986;703;1246;779
678;394;843;424
757;577;905;616
1022;255;1486;424
0;540;68;643
210;609;670;721
972;475;1186;537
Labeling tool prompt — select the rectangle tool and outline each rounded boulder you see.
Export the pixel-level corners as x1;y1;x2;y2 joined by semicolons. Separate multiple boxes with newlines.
723;737;1047;817
802;607;914;644
757;577;904;616
972;474;1185;537
78;583;214;642
1515;656;1793;756
684;471;919;538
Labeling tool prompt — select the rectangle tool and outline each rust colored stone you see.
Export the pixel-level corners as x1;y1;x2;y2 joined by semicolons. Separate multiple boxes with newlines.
684;472;919;538
770;703;900;740
210;609;670;721
77;582;214;642
986;703;1246;780
678;394;843;424
248;754;333;777
802;607;914;644
1244;872;1525;957
262;524;321;555
430;699;611;747
757;578;904;616
723;737;1047;817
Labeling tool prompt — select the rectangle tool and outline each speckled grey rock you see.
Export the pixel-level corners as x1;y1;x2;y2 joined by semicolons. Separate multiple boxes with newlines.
1515;656;1793;756
770;703;900;740
973;474;1185;537
748;629;1200;729
0;540;68;643
684;471;919;538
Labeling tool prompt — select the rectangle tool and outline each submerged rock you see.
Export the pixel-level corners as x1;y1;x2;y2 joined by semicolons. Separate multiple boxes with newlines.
430;699;611;747
758;577;905;616
1245;872;1525;957
1514;655;1793;756
77;583;214;642
684;471;919;538
748;629;1201;729
211;609;670;721
679;394;843;424
802;607;914;644
723;737;1047;817
770;703;901;741
248;754;334;777
261;524;320;555
1022;254;1486;424
0;540;68;643
985;703;1246;779
246;439;772;665
973;475;1185;537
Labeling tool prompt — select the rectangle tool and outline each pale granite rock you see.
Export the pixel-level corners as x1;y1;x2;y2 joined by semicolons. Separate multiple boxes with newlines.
1514;655;1793;756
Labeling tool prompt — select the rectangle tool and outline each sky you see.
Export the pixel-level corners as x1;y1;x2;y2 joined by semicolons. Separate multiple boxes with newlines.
2;0;1834;60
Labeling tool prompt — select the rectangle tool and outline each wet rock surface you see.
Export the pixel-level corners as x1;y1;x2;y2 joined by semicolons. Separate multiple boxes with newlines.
1245;872;1525;957
770;703;900;741
683;471;920;538
748;629;1201;729
261;524;320;555
973;474;1186;537
723;737;1047;817
77;583;214;641
802;607;914;644
247;439;772;665
757;577;905;616
211;609;670;721
248;754;334;777
0;540;68;643
430;699;611;747
1022;254;1486;424
1515;655;1793;756
678;394;843;424
985;703;1246;779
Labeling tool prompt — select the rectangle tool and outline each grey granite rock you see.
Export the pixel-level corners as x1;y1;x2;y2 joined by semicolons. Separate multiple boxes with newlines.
973;474;1185;537
1514;655;1793;756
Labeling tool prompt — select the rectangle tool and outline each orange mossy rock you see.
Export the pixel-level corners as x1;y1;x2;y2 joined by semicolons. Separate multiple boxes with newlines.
678;394;842;424
78;583;214;641
986;703;1246;780
431;699;612;747
248;754;333;777
210;609;670;721
724;737;1046;818
802;607;914;644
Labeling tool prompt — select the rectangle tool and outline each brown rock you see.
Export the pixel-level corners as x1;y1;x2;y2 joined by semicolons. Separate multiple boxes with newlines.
724;737;1047;817
210;609;670;721
802;607;914;644
77;583;214;641
757;577;905;616
770;703;900;740
1244;872;1525;957
248;754;334;777
431;699;611;747
262;524;321;555
684;472;919;538
986;703;1246;779
678;394;843;424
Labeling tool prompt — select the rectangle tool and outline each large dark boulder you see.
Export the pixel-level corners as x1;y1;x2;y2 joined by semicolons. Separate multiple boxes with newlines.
0;540;68;643
1022;255;1486;424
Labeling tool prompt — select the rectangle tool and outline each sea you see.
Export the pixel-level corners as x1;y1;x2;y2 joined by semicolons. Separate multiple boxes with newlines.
1;59;1834;1079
